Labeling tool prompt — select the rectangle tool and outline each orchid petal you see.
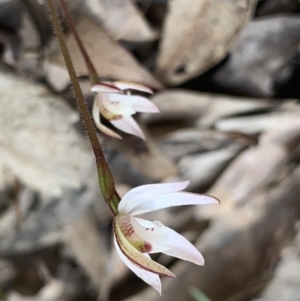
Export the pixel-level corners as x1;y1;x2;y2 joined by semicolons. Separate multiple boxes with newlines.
102;94;134;116
130;217;169;253
112;81;153;94
91;83;122;93
132;219;169;253
132;98;159;113
126;192;220;216
114;236;162;294
108;94;159;113
135;218;203;264
92;100;122;139
136;218;204;264
114;219;175;278
110;116;145;140
161;226;204;265
119;181;189;215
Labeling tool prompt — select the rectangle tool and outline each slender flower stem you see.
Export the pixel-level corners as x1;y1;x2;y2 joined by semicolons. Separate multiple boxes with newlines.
45;0;120;215
57;0;99;86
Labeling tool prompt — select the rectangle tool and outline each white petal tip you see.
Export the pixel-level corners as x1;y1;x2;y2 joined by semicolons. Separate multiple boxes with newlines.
148;105;160;113
123;95;159;113
132;126;146;140
181;180;190;186
139;133;146;140
192;250;205;266
154;284;162;295
195;257;205;266
110;116;146;140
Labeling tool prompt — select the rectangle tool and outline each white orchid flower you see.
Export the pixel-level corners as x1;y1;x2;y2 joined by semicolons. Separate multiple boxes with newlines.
113;181;220;294
91;81;159;140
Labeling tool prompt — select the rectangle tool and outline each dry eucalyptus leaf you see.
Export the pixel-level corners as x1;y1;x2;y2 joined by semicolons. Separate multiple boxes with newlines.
142;89;210;123
252;229;300;301
63;210;112;299
20;11;40;50
19;0;54;51
155;0;256;85
207;144;287;209
129;141;178;181
201;118;300;216
0;70;89;197
83;0;158;42
142;89;274;126
45;18;163;92
215;102;300;135
156;129;241;162
106;132;178;182
178;144;243;190
196;96;275;128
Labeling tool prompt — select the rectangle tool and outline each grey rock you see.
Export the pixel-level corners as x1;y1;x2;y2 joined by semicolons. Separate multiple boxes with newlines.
0;70;109;255
0;70;88;197
0;0;22;31
256;0;300;16
0;188;62;255
211;16;300;97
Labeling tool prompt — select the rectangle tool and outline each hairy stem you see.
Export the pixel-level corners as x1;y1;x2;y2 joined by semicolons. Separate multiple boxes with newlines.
58;0;99;86
46;0;120;215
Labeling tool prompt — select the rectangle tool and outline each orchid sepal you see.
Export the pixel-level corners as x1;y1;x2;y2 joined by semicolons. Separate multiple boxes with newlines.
91;83;122;94
112;81;154;94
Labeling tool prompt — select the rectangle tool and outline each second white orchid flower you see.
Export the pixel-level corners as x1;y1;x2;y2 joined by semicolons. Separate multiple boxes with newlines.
91;81;159;140
113;181;219;294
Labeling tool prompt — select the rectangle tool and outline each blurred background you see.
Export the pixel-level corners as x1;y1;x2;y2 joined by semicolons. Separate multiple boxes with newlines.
1;0;300;300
